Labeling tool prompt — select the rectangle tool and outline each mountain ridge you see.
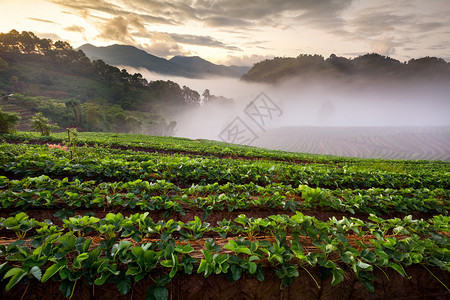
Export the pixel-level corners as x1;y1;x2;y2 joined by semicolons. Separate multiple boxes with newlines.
78;44;249;78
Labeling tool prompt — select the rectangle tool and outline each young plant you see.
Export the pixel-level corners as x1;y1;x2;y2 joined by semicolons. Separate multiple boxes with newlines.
31;112;58;136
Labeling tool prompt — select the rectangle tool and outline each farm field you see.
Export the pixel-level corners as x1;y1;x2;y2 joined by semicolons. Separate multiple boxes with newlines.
0;132;449;299
253;126;450;161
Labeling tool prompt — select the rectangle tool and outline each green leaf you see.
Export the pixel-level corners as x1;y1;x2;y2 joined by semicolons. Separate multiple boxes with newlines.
160;260;173;268
331;268;344;286
5;268;27;291
356;260;372;270
255;266;265;282
249;255;260;262
175;244;194;254
388;262;406;277
237;247;252;255
3;267;22;279
146;286;169;300
154;286;168;300
30;266;42;280
230;265;242;281
117;276;132;295
248;262;257;274
59;280;75;298
197;260;207;274
94;272;111;285
358;272;375;292
73;253;89;269
42;261;66;282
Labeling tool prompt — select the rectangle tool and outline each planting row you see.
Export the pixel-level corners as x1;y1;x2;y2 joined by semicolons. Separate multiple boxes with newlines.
1;176;448;216
0;212;449;297
1;143;448;190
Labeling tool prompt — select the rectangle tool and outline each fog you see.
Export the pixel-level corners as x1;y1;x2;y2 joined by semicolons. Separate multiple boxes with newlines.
123;66;450;151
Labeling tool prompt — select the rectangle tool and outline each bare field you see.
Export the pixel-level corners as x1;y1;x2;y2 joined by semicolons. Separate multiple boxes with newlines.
253;126;450;161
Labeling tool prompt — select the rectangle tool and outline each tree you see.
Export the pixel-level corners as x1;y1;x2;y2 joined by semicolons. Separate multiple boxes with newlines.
182;86;200;104
10;76;19;91
0;107;20;133
0;57;8;73
85;103;100;130
31;112;58;136
202;89;211;105
65;99;81;126
112;111;127;133
126;115;142;134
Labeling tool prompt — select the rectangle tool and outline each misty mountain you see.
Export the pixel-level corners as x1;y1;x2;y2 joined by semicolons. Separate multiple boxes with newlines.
241;53;450;83
78;44;247;78
169;56;243;77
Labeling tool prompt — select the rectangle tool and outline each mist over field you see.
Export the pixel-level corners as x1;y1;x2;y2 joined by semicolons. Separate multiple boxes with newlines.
122;66;450;160
126;66;450;134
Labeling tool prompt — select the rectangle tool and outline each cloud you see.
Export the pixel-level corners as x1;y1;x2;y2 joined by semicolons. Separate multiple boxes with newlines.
170;33;240;50
35;32;61;41
52;0;354;30
51;0;176;25
97;16;134;43
142;41;191;58
96;15;148;44
412;22;445;32
219;54;274;67
350;9;412;37
49;0;450;62
27;17;59;24
140;32;192;58
203;16;252;27
371;37;398;56
64;25;85;33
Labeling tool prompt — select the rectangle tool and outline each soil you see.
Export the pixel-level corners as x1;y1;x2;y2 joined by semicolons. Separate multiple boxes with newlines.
1;265;448;300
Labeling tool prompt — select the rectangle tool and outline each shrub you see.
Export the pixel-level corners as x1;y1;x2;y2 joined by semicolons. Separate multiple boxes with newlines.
31;112;58;136
0;107;20;133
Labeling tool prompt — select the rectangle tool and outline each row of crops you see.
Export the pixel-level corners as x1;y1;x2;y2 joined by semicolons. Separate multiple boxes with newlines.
0;132;449;299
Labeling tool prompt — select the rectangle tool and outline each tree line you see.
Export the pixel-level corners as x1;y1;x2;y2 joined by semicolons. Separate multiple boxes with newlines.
242;53;450;83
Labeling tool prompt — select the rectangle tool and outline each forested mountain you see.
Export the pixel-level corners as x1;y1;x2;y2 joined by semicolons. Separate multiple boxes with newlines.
0;30;230;134
241;53;450;83
79;44;247;78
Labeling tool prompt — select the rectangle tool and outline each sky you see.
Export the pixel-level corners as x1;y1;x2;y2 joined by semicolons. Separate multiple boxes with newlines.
1;0;449;65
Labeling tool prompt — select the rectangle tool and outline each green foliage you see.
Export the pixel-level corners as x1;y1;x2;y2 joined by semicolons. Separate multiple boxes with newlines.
31;112;58;136
242;53;450;83
0;107;20;133
0;132;448;298
0;30;211;134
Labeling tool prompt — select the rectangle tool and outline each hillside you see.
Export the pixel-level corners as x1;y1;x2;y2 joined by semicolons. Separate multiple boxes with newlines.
79;44;247;78
241;53;450;83
0;30;226;134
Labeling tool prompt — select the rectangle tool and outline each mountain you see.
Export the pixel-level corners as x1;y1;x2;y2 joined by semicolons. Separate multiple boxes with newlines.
169;56;242;77
78;44;248;78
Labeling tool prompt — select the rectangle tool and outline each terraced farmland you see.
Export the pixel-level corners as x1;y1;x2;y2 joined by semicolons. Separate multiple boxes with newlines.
0;132;449;299
0;99;36;131
254;126;450;161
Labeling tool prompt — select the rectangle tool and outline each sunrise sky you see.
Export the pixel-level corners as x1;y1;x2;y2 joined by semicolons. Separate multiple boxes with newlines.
1;0;449;65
